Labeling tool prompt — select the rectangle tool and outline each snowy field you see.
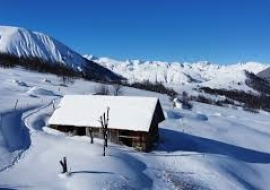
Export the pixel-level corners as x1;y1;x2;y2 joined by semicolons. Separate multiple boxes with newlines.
0;67;270;190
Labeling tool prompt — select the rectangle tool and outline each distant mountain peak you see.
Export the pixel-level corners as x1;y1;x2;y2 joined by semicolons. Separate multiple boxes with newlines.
0;25;122;81
0;25;86;70
84;54;270;91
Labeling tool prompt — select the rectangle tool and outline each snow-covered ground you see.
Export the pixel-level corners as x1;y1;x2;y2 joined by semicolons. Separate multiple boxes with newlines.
0;67;270;190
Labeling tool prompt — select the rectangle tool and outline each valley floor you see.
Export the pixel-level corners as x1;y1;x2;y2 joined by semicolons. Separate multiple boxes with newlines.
0;68;270;190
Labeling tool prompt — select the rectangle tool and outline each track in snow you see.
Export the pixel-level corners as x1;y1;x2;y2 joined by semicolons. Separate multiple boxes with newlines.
0;98;59;172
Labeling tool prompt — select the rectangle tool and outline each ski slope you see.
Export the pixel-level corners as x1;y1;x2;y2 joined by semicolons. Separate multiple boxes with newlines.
0;67;270;190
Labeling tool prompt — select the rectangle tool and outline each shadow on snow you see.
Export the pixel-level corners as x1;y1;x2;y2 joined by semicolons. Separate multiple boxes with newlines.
70;171;114;175
157;128;270;164
0;107;38;152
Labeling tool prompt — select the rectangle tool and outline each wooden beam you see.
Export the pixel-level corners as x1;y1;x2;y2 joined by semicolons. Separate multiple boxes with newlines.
118;135;141;139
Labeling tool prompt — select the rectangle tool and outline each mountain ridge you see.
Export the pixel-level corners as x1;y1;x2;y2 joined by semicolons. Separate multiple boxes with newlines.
0;25;122;81
258;67;270;83
0;25;269;87
0;25;86;70
84;54;270;92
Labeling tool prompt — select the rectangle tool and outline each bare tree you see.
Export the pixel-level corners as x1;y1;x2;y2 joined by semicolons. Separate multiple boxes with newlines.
99;107;109;156
89;128;94;144
59;157;68;173
112;84;123;96
95;84;110;95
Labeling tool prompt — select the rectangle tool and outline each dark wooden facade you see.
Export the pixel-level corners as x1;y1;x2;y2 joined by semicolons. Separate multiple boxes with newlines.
50;100;165;151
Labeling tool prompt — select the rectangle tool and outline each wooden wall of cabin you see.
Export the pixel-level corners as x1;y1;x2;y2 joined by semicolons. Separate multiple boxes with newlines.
50;125;125;145
89;128;120;144
90;128;149;151
129;131;148;151
50;125;75;134
50;125;90;136
50;125;151;151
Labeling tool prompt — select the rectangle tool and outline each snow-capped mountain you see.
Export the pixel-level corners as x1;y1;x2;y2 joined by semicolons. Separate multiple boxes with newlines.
0;25;268;88
0;25;86;70
85;55;269;91
0;25;122;81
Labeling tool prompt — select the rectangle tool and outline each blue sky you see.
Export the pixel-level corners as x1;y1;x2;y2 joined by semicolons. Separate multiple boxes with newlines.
0;0;270;64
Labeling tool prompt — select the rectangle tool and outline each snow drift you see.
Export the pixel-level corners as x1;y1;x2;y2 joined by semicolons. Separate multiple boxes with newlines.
27;86;60;97
1;67;270;189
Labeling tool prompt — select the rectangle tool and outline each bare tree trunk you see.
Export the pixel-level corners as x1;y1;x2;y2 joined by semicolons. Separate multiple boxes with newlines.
86;128;94;143
105;107;109;147
59;157;68;173
100;107;110;156
103;113;108;147
89;128;94;144
100;115;106;156
103;141;106;156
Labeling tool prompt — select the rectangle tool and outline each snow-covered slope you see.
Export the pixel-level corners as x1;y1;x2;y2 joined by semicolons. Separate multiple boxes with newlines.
85;55;269;91
1;67;270;190
0;25;87;70
0;26;123;81
258;66;270;83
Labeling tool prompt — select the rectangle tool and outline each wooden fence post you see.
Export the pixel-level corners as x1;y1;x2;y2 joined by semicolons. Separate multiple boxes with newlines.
14;99;18;110
90;128;94;144
86;128;94;144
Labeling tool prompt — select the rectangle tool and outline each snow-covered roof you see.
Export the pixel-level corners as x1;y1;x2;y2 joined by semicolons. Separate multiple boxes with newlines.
48;95;162;132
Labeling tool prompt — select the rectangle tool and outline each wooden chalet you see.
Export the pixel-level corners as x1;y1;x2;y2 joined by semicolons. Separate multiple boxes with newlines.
48;95;165;151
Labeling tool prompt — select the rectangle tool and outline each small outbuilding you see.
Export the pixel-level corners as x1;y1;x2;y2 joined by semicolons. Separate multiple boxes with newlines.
48;95;165;151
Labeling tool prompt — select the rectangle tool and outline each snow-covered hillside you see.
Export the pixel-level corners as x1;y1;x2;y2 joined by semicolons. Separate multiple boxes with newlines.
85;55;269;91
0;25;87;70
1;67;270;190
0;26;123;81
258;66;270;83
1;25;268;89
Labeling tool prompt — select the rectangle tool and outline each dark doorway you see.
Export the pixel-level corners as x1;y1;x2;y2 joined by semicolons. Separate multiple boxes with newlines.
119;130;133;147
76;127;86;136
119;137;133;147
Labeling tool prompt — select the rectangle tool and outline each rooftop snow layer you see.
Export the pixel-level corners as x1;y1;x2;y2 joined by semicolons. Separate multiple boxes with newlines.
48;95;160;132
